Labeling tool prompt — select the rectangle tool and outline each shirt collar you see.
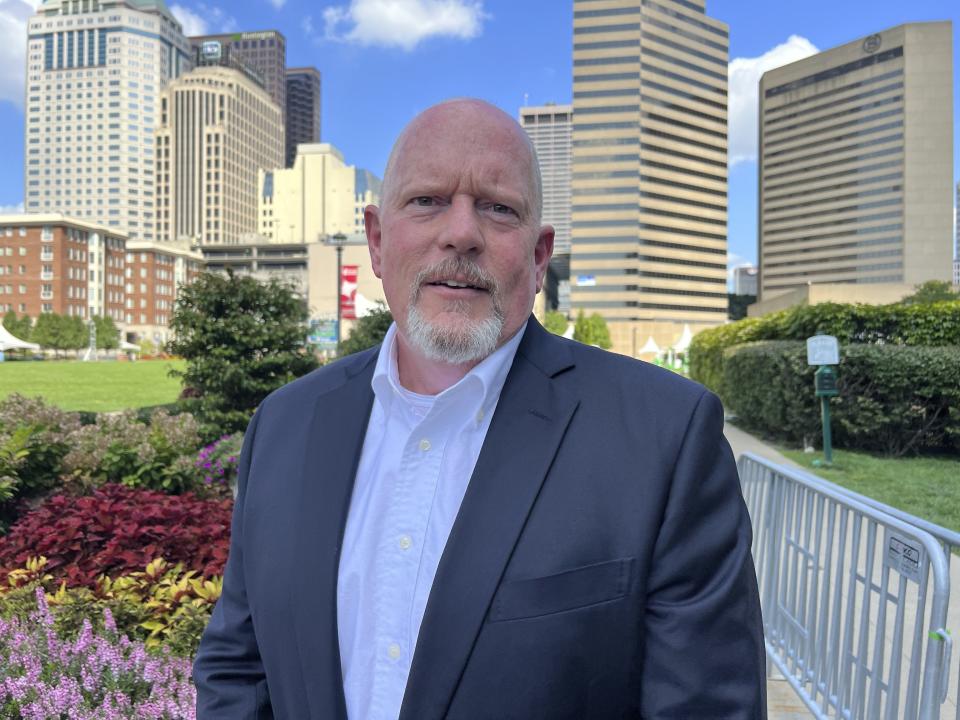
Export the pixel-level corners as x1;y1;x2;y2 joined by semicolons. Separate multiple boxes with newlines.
371;319;528;422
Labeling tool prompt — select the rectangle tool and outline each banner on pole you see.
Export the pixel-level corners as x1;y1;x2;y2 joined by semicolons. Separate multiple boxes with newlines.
340;265;358;320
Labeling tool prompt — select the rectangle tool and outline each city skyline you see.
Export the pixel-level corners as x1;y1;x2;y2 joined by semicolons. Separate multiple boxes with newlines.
0;0;957;277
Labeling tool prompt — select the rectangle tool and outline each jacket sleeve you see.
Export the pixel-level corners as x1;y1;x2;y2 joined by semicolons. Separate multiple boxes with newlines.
640;390;767;719
194;405;273;719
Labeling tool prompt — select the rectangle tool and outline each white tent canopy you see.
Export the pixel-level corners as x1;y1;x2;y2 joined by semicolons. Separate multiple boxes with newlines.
671;323;694;353
0;324;39;352
638;336;660;355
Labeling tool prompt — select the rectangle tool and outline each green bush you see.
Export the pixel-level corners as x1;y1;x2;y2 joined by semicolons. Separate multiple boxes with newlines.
723;342;960;456
689;301;960;398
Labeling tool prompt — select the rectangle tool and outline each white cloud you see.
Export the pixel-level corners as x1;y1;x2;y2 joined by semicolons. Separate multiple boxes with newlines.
320;0;486;51
170;4;208;36
0;0;42;108
728;35;819;167
267;0;286;8
0;202;24;215
170;3;237;37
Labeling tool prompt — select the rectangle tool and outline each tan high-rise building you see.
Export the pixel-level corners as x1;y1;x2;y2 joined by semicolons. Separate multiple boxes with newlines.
23;0;192;241
758;22;954;300
521;103;573;314
570;0;729;356
257;143;381;244
155;65;284;245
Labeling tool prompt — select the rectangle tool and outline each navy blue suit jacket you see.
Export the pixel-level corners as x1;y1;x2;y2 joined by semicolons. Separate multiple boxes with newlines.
194;318;766;719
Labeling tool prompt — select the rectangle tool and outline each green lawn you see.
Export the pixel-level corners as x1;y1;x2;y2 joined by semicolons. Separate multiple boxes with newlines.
0;359;186;412
779;446;960;537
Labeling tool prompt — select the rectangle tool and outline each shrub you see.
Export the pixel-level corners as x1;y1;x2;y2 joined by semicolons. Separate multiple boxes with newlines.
1;556;221;658
167;270;318;440
0;395;82;531
723;342;960;456
0;484;232;587
689;300;960;398
62;409;202;494
0;588;195;718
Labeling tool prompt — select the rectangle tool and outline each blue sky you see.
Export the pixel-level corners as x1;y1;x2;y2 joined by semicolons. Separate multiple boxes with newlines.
0;0;957;276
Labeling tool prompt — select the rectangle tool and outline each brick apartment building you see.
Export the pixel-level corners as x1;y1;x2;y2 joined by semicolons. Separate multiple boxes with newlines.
124;241;204;345
0;214;125;321
0;214;204;345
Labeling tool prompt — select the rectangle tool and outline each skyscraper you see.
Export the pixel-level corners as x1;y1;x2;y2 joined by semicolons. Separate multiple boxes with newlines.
23;0;192;241
521;103;572;314
570;0;729;356
285;67;322;168
758;22;954;299
155;65;284;245
189;31;286;123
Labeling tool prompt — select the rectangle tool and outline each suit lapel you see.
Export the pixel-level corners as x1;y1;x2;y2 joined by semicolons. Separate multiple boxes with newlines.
399;320;579;720
293;351;376;720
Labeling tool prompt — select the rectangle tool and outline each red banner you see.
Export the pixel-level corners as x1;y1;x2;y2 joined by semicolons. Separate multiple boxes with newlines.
340;265;358;320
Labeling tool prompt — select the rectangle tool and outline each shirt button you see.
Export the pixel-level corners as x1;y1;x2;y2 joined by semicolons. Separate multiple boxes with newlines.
419;438;431;452
387;643;401;660
398;535;412;551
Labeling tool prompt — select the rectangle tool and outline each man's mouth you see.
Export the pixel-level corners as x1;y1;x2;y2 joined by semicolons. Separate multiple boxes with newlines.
427;279;487;291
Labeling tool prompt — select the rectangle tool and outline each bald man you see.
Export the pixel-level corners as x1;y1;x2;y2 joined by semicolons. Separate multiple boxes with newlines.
194;99;766;719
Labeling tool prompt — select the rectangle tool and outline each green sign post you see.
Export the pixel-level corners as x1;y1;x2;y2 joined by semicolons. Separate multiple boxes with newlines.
814;365;838;466
807;334;840;468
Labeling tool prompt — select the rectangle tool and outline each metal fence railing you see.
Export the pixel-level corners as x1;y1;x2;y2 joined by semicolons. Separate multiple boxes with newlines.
737;453;954;720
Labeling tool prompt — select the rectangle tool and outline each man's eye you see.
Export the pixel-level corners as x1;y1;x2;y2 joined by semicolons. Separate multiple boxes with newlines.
412;196;435;207
491;203;516;215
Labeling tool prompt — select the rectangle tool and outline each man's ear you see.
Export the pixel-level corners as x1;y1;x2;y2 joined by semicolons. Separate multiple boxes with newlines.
365;204;383;279
534;224;555;293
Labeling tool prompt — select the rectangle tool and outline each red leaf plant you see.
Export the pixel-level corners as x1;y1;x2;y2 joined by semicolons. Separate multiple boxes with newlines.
0;484;233;588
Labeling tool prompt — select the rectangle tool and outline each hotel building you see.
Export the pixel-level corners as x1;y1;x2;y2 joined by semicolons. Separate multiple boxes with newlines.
155;65;285;245
23;0;192;241
758;22;954;299
123;240;203;342
570;0;729;356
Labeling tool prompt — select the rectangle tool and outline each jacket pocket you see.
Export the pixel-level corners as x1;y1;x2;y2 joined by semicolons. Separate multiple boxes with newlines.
488;557;633;622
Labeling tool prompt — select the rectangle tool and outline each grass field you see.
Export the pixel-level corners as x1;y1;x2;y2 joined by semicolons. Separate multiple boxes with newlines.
0;359;186;412
780;446;960;536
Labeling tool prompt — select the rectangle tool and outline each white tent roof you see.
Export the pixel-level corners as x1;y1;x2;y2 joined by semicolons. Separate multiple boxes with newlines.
0;324;39;352
119;340;141;352
671;324;694;353
638;336;660;355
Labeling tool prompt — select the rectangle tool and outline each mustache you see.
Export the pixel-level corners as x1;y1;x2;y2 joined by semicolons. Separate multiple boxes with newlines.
411;257;500;299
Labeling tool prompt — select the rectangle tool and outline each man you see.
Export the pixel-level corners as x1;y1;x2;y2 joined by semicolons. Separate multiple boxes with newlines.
194;99;766;719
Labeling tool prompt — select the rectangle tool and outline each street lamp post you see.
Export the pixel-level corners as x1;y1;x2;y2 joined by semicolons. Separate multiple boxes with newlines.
328;232;348;353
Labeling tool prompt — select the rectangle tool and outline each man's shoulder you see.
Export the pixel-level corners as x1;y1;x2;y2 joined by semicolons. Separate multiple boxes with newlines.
261;345;379;413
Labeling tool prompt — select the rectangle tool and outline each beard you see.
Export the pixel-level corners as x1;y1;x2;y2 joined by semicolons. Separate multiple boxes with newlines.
405;257;504;365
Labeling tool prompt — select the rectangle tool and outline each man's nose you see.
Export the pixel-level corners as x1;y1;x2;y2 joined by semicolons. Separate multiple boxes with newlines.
437;196;485;255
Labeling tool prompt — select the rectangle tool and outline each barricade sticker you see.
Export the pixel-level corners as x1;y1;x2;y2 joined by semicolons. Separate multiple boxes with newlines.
883;531;923;583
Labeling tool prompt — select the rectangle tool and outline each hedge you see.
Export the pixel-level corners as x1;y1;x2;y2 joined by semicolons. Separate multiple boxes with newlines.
723;342;960;456
689;301;960;400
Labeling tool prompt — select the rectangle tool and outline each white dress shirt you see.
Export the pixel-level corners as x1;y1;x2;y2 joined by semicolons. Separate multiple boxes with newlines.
336;321;526;720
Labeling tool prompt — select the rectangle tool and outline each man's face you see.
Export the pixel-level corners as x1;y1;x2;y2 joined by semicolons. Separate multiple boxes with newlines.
366;102;553;365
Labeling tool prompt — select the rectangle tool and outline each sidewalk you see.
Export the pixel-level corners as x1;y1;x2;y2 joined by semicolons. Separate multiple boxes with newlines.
723;420;812;719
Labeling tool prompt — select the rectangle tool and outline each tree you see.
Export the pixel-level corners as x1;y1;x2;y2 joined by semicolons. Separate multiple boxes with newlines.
543;311;569;336
92;315;120;350
167;271;319;440
900;280;960;306
572;309;612;349
728;293;756;321
339;303;393;356
2;311;31;342
32;313;85;357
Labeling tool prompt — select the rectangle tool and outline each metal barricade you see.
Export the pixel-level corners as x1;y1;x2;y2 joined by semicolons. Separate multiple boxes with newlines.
738;453;953;719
